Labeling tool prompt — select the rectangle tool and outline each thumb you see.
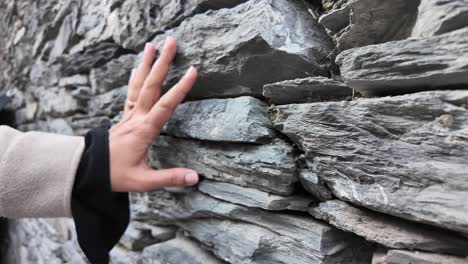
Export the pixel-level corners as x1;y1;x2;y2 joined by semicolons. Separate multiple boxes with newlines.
139;168;199;191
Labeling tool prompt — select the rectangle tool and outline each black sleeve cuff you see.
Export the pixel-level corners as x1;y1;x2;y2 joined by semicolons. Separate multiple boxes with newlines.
71;127;130;264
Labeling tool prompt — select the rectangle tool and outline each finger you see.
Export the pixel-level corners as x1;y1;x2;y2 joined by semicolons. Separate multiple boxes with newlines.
126;43;157;113
146;66;198;131
123;68;137;115
136;36;177;113
139;168;199;191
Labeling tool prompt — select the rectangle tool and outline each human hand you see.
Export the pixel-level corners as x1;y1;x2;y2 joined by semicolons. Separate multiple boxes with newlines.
109;37;199;192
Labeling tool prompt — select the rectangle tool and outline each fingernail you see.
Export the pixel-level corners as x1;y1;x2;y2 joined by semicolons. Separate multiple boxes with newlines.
144;43;151;53
184;172;199;185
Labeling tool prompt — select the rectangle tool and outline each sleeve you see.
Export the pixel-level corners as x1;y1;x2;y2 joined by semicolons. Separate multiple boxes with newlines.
71;127;130;264
0;125;85;218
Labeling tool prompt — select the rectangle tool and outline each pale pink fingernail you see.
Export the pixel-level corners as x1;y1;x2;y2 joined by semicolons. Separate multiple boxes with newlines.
184;172;199;185
144;43;152;53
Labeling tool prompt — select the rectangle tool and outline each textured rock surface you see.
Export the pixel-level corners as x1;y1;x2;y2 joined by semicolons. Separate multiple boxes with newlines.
138;236;222;264
120;222;176;251
319;0;419;50
131;190;374;264
411;0;468;38
297;155;334;201
337;28;468;96
3;0;468;263
148;0;334;99
272;90;468;234
199;180;313;211
373;250;468;264
309;200;468;255
163;96;275;143
150;136;298;195
263;77;352;105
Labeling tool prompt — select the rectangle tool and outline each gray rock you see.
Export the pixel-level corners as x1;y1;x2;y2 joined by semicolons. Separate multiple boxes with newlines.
271;90;468;234
33;87;80;118
110;247;141;264
319;0;419;50
148;0;334;99
198;180;313;211
373;250;468;264
309;200;468;255
150;136;298;195
162;96;276;143
90;55;136;94
120;222;176;251
6;219;87;264
263;77;352;105
58;75;89;88
297;155;334;201
55;42;123;75
182;218;372;264
68;115;112;135
336;27;468;96
138;237;223;264
131;190;373;264
111;0;249;51
88;86;127;117
321;0;349;12
411;0;468;38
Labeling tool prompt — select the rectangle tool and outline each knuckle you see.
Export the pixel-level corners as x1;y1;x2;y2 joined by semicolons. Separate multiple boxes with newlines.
158;101;174;113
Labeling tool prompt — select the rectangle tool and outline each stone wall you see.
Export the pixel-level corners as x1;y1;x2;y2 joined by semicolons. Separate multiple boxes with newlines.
1;0;468;263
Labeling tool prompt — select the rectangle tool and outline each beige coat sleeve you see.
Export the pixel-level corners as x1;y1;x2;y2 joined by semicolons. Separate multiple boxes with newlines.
0;125;85;218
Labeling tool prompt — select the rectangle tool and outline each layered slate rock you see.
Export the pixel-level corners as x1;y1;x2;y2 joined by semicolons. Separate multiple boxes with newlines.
318;0;419;50
131;190;374;264
89;55;136;94
309;200;468;255
271;90;468;234
33;87;81;118
139;237;223;264
373;250;468;264
297;155;334;201
150;136;298;195
162;96;275;143
263;77;352;105
198;180;313;211
337;27;468;96
148;0;334;99
120;221;176;251
411;0;468;38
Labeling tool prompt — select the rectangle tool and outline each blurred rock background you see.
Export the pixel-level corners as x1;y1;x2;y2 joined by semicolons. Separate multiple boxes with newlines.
0;0;468;263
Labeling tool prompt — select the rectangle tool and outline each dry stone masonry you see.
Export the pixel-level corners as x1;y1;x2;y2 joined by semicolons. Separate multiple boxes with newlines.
0;0;467;263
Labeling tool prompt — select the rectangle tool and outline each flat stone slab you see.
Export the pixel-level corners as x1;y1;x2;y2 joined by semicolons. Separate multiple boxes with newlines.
271;90;468;234
373;250;468;264
131;190;374;264
297;155;334;201
337;27;468;96
120;221;176;251
411;0;468;38
263;77;352;105
150;136;298;195
148;0;334;99
139;237;223;264
198;180;313;211
319;0;418;50
309;200;468;255
162;96;276;143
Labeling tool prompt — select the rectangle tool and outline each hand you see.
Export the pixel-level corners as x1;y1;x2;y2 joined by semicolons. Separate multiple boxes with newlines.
109;37;199;192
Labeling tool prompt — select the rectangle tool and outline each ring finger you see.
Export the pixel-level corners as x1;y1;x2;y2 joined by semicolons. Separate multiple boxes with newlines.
124;43;157;115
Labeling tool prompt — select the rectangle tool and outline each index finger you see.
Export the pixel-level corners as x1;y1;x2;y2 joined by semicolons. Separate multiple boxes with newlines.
145;66;198;131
